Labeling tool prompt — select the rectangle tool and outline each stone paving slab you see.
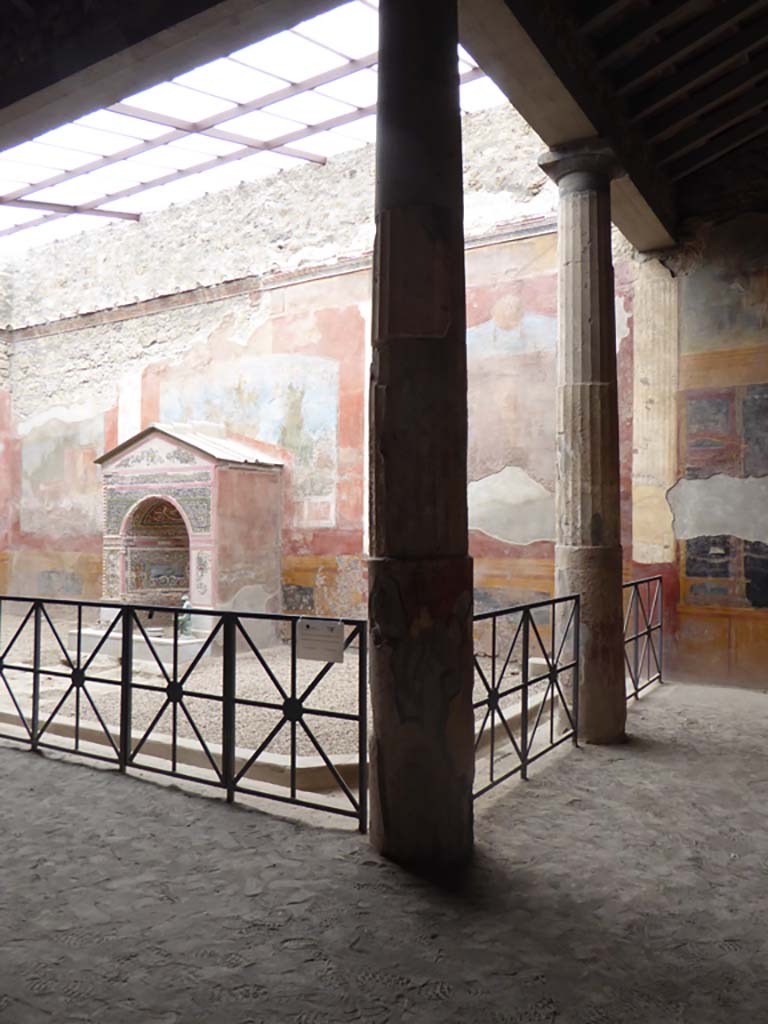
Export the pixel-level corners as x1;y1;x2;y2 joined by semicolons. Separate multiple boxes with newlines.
0;681;767;1023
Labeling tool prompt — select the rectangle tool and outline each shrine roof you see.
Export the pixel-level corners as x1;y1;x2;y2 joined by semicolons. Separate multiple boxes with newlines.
95;423;284;467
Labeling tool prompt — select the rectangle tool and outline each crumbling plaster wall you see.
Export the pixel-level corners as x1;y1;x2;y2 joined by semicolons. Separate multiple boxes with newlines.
653;214;768;681
6;105;556;328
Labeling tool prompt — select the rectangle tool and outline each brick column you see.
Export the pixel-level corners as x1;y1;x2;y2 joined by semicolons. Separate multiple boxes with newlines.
368;0;474;868
539;140;627;744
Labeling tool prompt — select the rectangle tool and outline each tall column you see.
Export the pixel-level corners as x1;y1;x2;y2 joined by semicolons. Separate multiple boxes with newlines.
368;0;474;868
539;140;627;744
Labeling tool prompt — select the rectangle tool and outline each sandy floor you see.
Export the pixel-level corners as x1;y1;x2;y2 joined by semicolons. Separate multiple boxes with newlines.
0;680;766;1022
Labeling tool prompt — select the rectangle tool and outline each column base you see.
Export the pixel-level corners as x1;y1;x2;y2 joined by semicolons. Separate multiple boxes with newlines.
556;544;626;744
368;554;474;870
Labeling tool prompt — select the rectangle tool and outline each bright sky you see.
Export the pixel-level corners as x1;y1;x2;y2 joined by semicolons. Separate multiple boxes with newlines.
0;0;507;253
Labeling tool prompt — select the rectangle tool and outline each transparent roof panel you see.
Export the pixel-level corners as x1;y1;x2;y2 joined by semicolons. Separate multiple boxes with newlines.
77;110;176;141
0;207;44;230
262;91;356;126
332;114;377;143
33;123;136;157
1;141;93;171
298;130;367;157
294;3;379;59
231;31;347;80
174;58;289;104
122;82;236;122
316;68;378;108
0;0;510;246
220;109;304;143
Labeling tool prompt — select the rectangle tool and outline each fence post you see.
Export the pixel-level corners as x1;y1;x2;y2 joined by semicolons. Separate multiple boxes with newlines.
222;614;236;803
633;585;640;698
658;579;664;684
521;609;529;781
357;624;368;834
30;602;41;751
573;596;580;746
119;607;133;772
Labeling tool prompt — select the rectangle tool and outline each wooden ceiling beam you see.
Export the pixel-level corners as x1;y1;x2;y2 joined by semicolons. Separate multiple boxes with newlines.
595;0;704;69
669;109;768;179
614;0;768;95
578;0;639;35
642;47;768;140
627;9;768;118
658;83;768;162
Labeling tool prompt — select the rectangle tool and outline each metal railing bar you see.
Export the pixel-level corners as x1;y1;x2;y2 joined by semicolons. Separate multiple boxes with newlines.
81;609;123;672
80;685;121;758
35;741;119;766
0;669;32;736
298;717;359;811
36;683;75;742
497;613;524;689
551;674;576;732
527;679;555;750
0;602;35;662
39;604;75;670
474;704;493;754
492;704;524;764
297;706;361;723
555;599;577;665
232;783;361;819
233;718;289;785
129;698;171;761
298;627;358;705
623;584;636;634
473;593;580;621
172;700;178;773
177;617;224;686
74;680;80;750
357;625;368;833
132;613;172;685
526;731;575;766
290;620;297;800
0;591;363;625
128;763;224;789
234;619;289;701
528;615;554;672
179;700;223;782
473;655;493;697
473;763;523;798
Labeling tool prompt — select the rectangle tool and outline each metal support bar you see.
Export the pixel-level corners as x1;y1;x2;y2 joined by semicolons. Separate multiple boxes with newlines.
119;607;133;771
521;609;529;781
357;626;368;834
222;614;236;804
30;602;41;751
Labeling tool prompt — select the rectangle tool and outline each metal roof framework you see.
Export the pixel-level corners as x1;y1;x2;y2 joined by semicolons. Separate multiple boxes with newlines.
0;0;505;246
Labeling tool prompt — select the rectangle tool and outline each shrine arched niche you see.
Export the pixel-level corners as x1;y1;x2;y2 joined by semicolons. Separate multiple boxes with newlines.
120;496;190;606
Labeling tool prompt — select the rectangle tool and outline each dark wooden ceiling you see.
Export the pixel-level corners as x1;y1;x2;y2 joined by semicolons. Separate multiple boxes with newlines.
510;0;768;230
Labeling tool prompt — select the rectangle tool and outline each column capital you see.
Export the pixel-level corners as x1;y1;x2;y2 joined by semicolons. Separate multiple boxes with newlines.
538;138;623;191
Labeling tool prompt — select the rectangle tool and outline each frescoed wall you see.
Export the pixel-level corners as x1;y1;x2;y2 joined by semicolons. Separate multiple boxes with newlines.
6;190;768;686
669;215;768;681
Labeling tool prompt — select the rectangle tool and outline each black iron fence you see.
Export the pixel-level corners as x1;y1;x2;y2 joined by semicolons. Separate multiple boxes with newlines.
472;594;580;798
0;596;367;830
623;576;663;699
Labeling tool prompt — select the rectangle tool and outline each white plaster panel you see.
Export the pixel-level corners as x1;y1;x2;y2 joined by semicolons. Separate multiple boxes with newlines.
469;465;555;544
668;474;768;542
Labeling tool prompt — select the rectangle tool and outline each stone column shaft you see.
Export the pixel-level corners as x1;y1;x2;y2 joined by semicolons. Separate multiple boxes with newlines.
540;142;627;744
368;0;474;868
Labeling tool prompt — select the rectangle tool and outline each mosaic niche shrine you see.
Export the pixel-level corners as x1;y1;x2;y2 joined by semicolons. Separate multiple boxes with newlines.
96;425;283;613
